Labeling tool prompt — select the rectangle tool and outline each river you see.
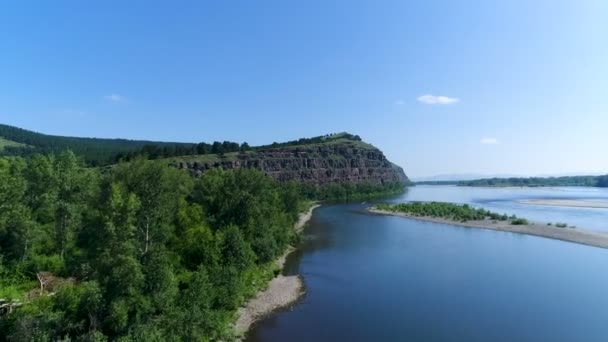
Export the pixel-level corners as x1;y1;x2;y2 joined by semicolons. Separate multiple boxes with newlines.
246;186;608;342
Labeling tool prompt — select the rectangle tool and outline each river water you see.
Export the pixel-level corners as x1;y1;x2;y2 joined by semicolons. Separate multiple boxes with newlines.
246;186;608;342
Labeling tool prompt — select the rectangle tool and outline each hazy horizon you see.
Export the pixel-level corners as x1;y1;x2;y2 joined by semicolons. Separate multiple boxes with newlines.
2;1;607;178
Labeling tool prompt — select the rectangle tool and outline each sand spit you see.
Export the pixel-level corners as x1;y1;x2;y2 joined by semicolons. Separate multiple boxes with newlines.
369;208;608;249
520;199;608;209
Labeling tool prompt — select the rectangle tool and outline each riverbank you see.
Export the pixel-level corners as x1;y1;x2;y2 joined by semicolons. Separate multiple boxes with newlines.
369;208;608;249
520;199;608;209
234;204;320;337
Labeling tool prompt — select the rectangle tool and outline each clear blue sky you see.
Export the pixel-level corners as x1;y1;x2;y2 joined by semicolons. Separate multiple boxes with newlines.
1;1;607;178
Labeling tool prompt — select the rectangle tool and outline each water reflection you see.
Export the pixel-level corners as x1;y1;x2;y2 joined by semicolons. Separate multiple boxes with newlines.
246;186;608;342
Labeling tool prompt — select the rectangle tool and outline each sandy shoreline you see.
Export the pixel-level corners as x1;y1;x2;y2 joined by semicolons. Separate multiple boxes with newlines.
520;199;608;209
369;208;608;249
233;204;320;337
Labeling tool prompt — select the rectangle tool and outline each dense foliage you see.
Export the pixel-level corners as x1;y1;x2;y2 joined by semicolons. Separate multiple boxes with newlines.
0;124;199;166
0;123;250;166
115;140;247;163
0;153;307;341
0;149;406;341
456;176;607;187
375;202;530;225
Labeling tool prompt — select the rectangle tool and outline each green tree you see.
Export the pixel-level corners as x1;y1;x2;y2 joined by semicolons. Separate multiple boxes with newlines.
111;158;191;256
54;151;95;259
0;157;33;262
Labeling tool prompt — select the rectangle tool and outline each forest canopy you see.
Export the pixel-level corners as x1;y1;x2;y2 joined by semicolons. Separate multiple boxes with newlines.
0;124;364;167
0;151;404;341
0;153;308;340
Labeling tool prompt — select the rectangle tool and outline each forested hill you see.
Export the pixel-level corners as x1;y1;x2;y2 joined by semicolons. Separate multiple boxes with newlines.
170;134;409;187
0;124;199;165
0;130;408;340
417;175;608;188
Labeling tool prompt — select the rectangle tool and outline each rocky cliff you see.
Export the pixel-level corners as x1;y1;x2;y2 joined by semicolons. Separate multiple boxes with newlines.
171;136;409;186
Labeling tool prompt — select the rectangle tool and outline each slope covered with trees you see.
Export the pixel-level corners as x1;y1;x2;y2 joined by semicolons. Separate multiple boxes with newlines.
0;146;408;340
0;153;310;340
0;124;244;166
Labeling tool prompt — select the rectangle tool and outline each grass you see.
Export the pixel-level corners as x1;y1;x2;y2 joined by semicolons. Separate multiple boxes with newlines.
0;137;29;152
166;151;241;164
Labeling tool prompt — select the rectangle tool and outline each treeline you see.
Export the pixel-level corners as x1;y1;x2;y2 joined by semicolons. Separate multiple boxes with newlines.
0;152;406;340
414;181;459;186
255;132;362;150
0;124;198;166
1;124;367;167
417;175;608;188
375;202;528;224
114;141;250;162
0;153;308;341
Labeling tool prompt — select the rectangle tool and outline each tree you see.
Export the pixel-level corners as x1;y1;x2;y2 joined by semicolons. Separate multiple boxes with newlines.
111;158;191;256
211;141;223;155
0;157;33;261
177;265;217;340
54;151;95;259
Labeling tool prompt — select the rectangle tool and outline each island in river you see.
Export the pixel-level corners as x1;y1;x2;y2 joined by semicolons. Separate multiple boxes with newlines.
369;202;608;249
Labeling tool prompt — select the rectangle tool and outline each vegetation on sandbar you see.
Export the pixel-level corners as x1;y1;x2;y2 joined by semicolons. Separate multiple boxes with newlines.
375;202;530;225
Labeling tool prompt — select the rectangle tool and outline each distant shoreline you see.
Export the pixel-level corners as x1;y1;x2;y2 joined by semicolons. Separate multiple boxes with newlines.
234;204;320;338
368;208;608;249
520;199;608;209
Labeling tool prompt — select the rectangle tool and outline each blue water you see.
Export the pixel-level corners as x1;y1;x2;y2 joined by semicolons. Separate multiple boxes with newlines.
246;186;608;342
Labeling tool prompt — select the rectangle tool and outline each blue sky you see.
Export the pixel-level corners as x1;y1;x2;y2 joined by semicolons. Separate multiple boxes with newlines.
1;1;607;178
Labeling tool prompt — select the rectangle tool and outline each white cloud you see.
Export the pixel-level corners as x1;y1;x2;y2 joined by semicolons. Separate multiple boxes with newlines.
104;94;126;102
480;138;499;145
417;94;459;105
394;99;405;105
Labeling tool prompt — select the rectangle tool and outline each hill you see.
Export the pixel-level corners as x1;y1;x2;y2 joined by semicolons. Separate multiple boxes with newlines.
0;124;409;187
0;124;200;165
169;133;409;187
0;137;30;152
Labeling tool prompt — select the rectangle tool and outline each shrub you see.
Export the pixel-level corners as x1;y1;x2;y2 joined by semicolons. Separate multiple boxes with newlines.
511;218;529;225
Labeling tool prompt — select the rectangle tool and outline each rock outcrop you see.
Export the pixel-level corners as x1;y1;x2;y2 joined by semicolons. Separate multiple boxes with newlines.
173;139;409;186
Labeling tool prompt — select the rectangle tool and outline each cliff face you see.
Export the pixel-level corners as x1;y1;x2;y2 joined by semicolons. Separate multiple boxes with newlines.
172;139;409;186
